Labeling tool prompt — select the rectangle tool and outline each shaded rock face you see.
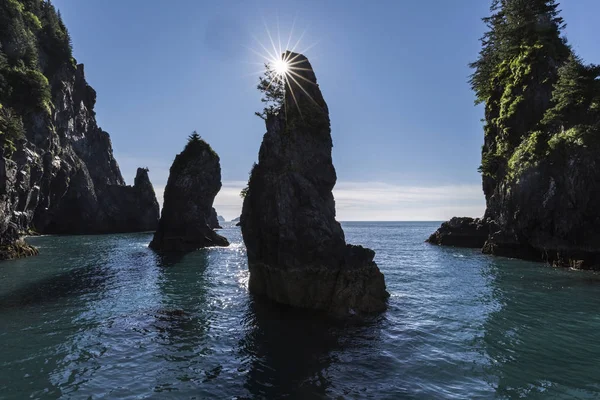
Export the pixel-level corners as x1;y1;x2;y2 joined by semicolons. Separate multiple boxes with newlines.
0;2;161;260
0;63;160;259
149;138;229;252
207;207;222;229
427;217;490;248
480;152;600;269
240;51;389;315
428;116;600;270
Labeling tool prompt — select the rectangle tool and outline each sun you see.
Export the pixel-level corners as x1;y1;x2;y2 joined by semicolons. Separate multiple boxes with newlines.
247;20;320;115
273;58;289;77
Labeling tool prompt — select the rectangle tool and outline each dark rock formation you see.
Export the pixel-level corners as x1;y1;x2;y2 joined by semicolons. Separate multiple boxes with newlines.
240;51;388;315
427;217;490;248
0;2;160;259
149;135;229;252
480;154;600;269
207;207;222;229
429;3;600;270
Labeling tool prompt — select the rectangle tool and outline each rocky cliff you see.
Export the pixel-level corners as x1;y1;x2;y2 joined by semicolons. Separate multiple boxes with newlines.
429;1;600;269
240;51;389;315
0;0;159;259
149;133;229;252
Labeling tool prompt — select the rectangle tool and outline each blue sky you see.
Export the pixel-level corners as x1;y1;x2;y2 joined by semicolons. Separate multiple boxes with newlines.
53;0;600;221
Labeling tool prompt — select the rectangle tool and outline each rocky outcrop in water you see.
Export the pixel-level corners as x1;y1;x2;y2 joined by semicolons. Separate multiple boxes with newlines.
240;51;389;315
427;217;490;248
429;2;600;269
149;134;229;252
0;1;160;259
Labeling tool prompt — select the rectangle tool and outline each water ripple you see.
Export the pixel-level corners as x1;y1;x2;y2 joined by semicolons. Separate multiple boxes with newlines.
1;223;600;398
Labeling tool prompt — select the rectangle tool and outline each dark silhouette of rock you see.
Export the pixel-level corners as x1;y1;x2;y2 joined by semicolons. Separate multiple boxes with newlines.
208;207;222;229
0;10;160;260
427;217;490;248
149;135;229;252
240;51;388;315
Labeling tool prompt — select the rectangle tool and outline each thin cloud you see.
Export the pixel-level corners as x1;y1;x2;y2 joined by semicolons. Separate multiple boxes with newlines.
115;154;485;222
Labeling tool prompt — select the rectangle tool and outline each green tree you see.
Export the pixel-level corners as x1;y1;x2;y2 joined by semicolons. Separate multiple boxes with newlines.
543;55;600;129
0;104;25;155
188;131;201;143
470;0;568;104
255;63;284;120
472;0;571;177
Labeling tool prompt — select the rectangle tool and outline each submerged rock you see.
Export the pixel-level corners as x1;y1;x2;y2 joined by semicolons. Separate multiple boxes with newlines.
240;51;389;315
427;217;490;248
149;134;229;252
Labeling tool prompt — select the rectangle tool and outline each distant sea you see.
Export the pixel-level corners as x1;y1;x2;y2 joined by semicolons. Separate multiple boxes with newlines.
1;222;600;399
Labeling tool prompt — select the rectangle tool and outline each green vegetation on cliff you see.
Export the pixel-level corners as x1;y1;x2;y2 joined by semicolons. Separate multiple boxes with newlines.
472;0;600;183
0;0;73;153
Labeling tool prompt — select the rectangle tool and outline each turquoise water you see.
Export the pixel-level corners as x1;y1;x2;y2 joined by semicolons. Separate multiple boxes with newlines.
1;222;600;399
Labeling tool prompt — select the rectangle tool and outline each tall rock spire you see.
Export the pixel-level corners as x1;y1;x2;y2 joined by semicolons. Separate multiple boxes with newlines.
240;52;389;315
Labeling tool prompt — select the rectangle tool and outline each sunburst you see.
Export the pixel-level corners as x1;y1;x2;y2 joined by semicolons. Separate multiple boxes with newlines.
246;18;321;116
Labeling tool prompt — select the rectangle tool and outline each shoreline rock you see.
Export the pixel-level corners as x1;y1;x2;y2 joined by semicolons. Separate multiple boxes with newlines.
240;51;388;316
0;238;39;261
427;217;490;248
149;134;229;252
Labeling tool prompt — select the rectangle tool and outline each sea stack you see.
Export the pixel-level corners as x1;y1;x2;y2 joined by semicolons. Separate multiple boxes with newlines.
429;1;600;269
240;51;389;315
149;133;229;251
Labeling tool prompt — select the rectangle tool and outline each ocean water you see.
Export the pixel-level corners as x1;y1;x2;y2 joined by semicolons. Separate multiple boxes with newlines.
1;222;600;399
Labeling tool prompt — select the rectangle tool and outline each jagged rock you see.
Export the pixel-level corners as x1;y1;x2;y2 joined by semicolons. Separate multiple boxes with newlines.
427;217;490;248
217;215;225;223
240;51;388;316
0;6;160;260
149;136;229;252
208;207;222;229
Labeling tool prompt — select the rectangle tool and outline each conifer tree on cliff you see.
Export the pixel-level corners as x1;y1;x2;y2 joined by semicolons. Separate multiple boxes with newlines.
254;63;284;120
471;0;571;186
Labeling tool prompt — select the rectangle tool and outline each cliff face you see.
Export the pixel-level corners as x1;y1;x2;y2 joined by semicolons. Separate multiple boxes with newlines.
240;51;388;315
0;0;159;258
429;2;600;269
149;134;229;252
